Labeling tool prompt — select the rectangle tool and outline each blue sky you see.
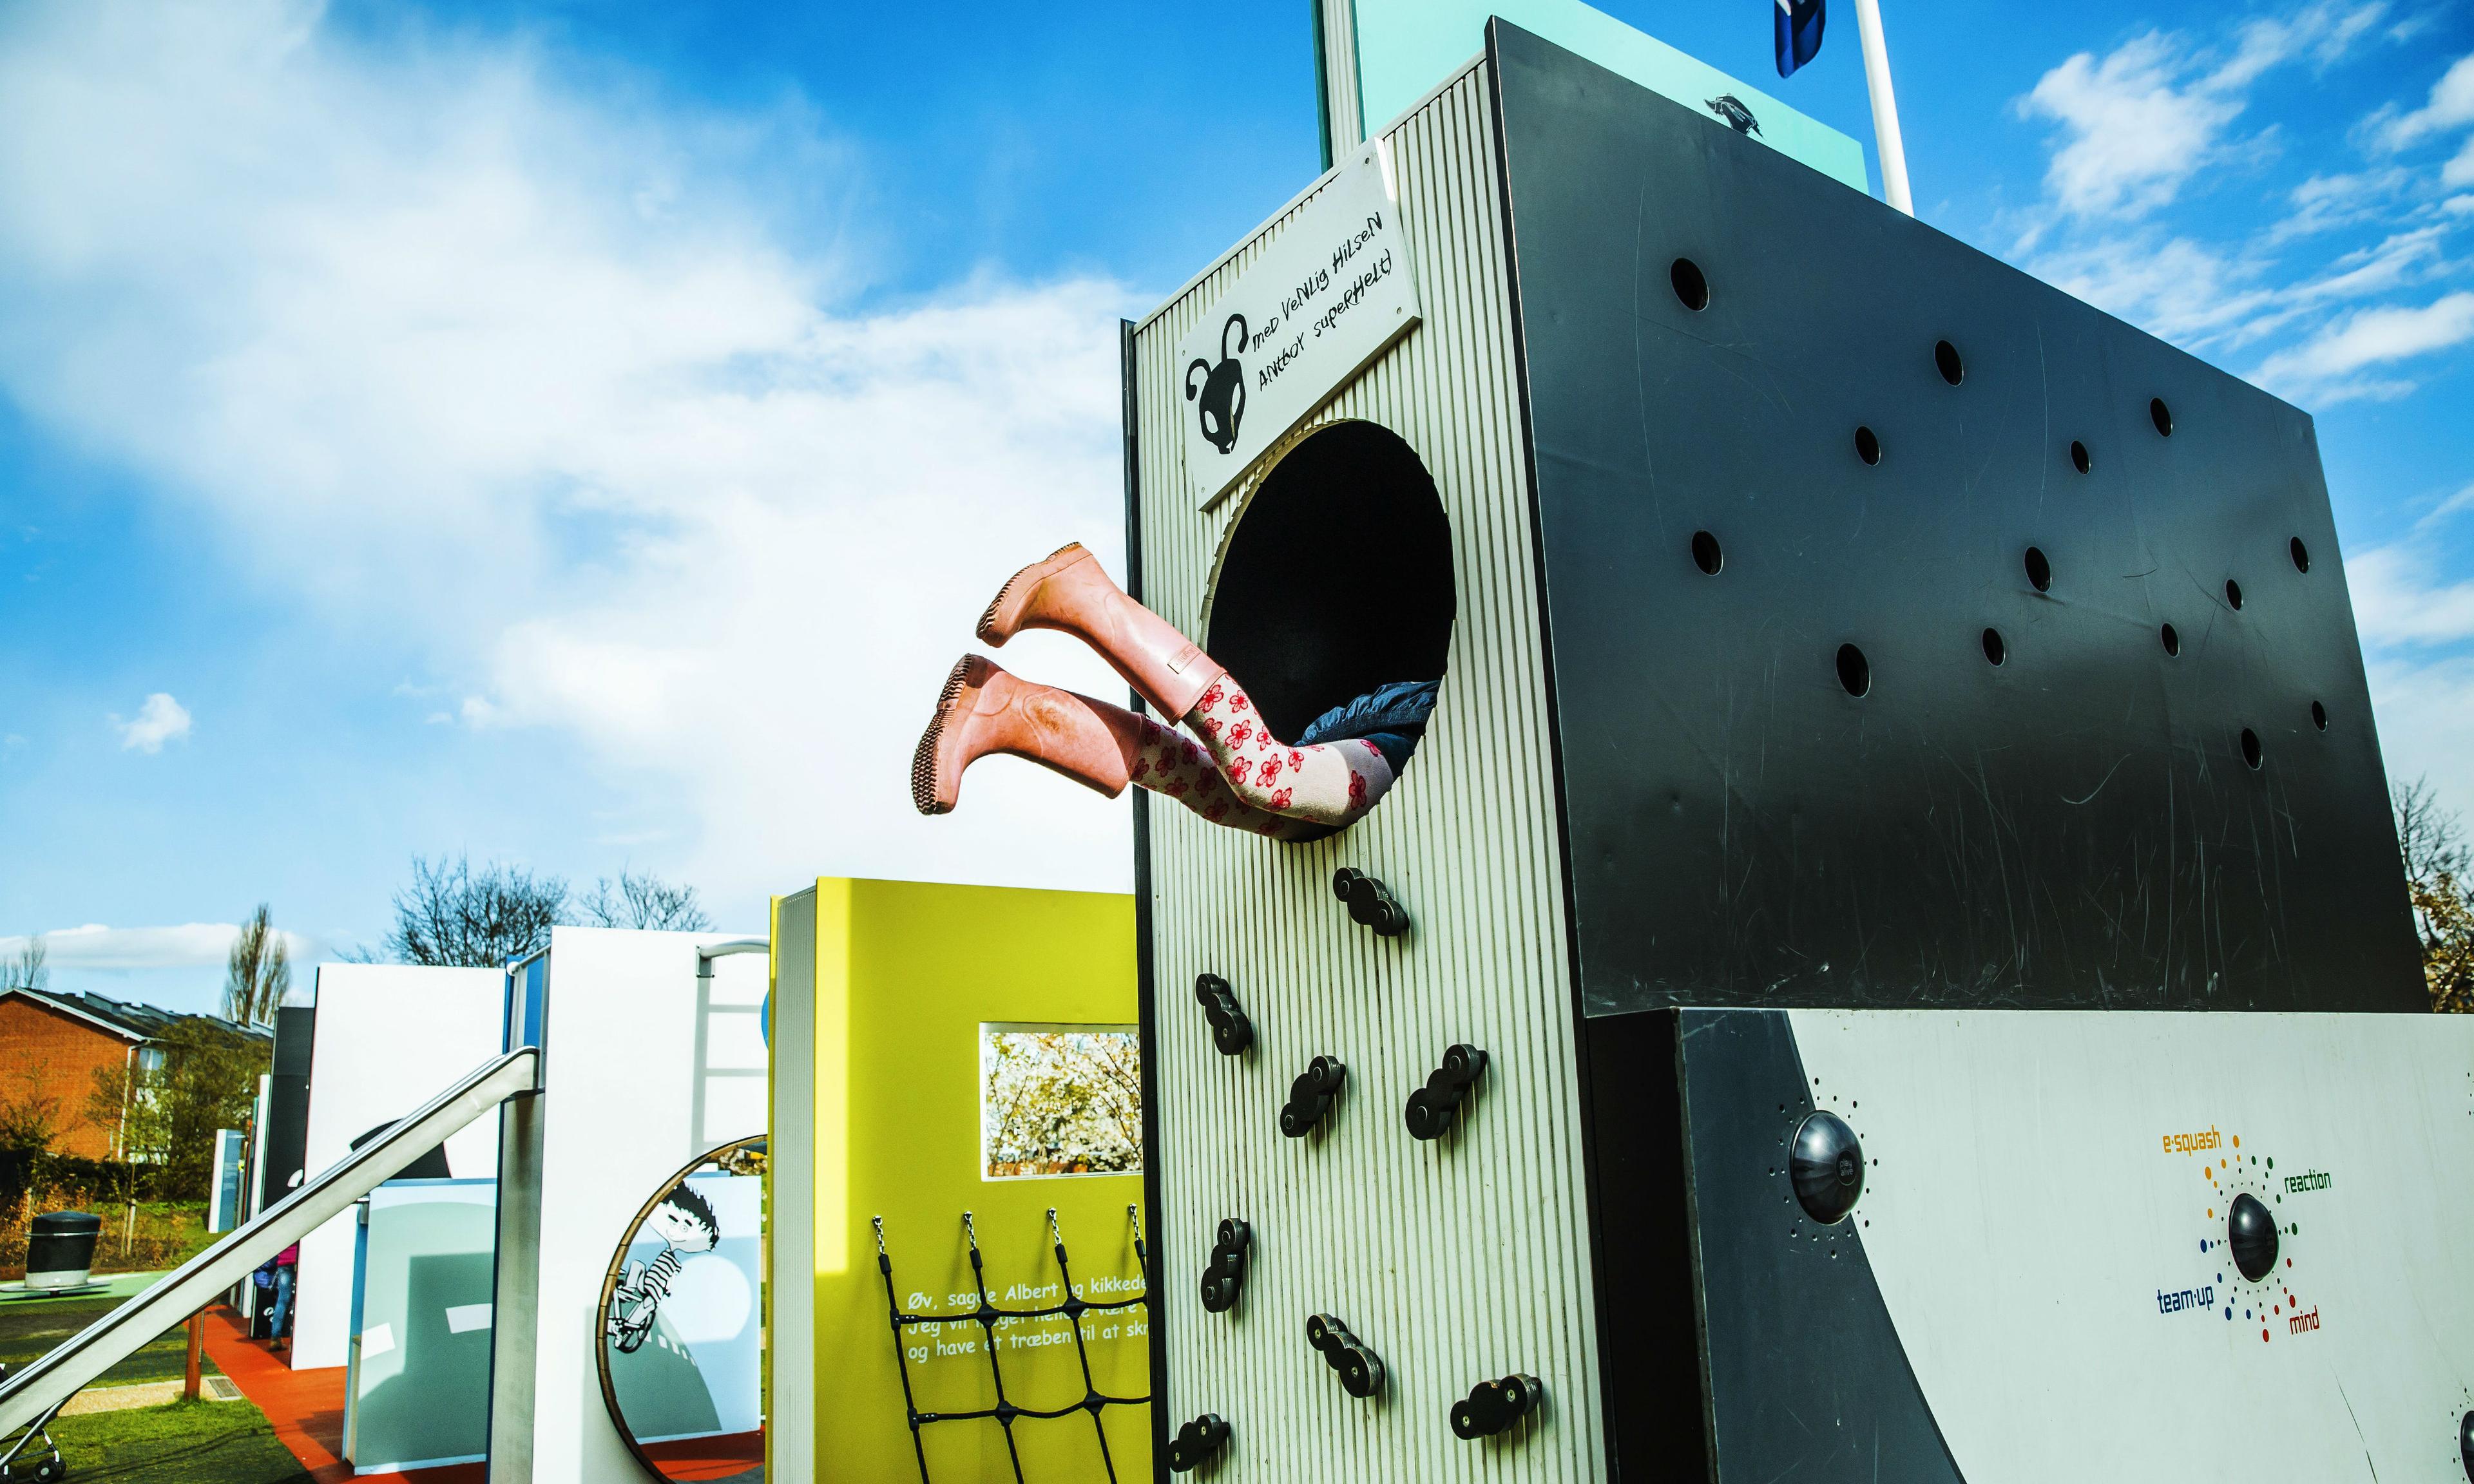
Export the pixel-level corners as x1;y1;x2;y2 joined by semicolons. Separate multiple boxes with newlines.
3;0;2471;1013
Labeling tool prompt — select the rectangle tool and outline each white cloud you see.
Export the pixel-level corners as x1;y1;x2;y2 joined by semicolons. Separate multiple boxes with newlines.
2272;167;2412;241
2447;134;2474;188
2019;6;2390;222
112;692;193;752
0;0;1143;905
2376;51;2474;149
2415;480;2474;532
2252;290;2474;401
2349;544;2474;645
0;922;320;972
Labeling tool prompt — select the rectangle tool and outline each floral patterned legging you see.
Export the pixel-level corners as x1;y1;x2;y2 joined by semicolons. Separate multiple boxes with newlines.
1129;678;1398;840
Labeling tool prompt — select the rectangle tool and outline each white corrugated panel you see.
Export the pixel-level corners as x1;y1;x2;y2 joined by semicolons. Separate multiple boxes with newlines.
1134;61;1607;1483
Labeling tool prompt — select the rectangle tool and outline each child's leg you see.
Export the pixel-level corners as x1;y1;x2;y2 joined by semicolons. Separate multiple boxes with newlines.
1184;678;1397;830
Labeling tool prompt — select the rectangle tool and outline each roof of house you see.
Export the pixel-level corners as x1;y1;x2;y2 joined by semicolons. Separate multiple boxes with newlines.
0;986;273;1045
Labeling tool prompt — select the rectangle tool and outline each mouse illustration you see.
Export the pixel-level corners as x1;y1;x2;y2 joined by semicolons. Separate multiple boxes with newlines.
1705;94;1762;136
1185;312;1249;455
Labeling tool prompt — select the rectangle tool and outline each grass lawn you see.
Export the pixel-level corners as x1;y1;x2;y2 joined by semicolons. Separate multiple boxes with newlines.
0;1288;224;1387
44;1398;309;1483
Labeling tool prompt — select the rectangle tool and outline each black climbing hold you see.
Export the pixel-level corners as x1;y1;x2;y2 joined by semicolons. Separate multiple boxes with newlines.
1280;1056;1347;1138
1789;1110;1865;1224
2458;1409;2473;1481
1332;868;1410;937
2227;1192;2279;1281
1194;973;1253;1056
1405;1043;1490;1141
1199;1218;1251;1313
1307;1313;1385;1398
1166;1413;1230;1473
1452;1373;1545;1440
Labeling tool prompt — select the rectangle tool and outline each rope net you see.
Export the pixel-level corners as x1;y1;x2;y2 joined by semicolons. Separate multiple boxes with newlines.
872;1205;1153;1483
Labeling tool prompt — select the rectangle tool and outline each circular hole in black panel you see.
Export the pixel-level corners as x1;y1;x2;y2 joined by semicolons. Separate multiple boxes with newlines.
1982;628;2006;666
1691;529;1723;575
2161;623;2180;657
2241;728;2263;770
1671;257;1710;311
1855;426;1881;465
1836;643;1870;698
2312;700;2328;730
2070;440;2092;474
2290;537;2310;573
2225;578;2244;610
2151;397;2174;436
2024;546;2052;593
1205;421;1453;750
1933;339;1963;386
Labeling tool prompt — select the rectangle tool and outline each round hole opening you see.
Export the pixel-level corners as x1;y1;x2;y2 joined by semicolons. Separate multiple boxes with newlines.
1671;257;1710;312
1205;420;1454;784
1854;426;1881;466
2070;440;2092;474
1691;529;1723;576
1933;340;1964;386
2290;537;2310;573
2240;728;2263;770
2161;623;2180;657
2024;546;2052;593
2310;700;2328;731
2151;397;2174;437
2225;579;2244;611
1836;643;1870;698
1981;628;2006;666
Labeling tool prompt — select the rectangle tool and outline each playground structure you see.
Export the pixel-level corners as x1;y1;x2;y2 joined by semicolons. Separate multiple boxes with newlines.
4;7;2471;1483
1126;17;2474;1484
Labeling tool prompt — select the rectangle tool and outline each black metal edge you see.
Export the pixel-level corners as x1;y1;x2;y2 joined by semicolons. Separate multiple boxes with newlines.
1670;1011;1723;1483
1582;1009;1712;1481
1484;19;1627;1478
1122;315;1171;1482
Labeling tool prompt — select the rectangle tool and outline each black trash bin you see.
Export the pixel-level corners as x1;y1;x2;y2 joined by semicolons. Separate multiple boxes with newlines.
26;1210;104;1290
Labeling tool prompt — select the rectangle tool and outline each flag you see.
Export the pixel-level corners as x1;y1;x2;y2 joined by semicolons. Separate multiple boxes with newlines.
1776;0;1825;78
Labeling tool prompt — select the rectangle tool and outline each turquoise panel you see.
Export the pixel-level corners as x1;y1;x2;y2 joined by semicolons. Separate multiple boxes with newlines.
1346;1;1869;193
345;1179;495;1471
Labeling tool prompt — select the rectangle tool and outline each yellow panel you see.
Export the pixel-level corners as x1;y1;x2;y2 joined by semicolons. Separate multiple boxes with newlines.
778;878;1147;1482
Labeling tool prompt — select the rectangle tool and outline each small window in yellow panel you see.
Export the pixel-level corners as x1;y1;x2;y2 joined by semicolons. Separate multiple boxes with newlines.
980;1023;1141;1181
768;879;1149;1484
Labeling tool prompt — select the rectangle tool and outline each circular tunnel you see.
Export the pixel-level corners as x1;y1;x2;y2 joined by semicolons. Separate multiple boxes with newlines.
1203;421;1455;750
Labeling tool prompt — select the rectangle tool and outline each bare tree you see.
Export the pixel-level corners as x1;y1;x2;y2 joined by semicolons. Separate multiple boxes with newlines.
579;871;713;932
385;854;568;968
7;936;47;991
222;903;291;1025
2394;779;2474;1014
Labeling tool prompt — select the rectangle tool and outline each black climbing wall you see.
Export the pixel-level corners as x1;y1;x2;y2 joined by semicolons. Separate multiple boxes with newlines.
1491;21;2422;1016
260;1003;315;1212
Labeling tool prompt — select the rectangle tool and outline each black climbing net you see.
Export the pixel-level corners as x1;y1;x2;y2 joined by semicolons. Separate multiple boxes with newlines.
873;1205;1153;1483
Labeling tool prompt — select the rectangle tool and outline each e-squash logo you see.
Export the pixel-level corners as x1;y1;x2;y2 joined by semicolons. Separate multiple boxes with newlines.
1184;313;1248;455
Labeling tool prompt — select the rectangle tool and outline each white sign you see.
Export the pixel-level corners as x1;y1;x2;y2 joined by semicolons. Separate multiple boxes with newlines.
1174;142;1422;509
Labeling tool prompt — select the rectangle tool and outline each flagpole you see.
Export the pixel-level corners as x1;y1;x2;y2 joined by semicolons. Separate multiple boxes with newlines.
1850;0;1915;216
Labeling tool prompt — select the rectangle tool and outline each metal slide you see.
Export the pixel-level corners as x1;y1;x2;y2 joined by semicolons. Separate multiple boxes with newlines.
0;1045;541;1443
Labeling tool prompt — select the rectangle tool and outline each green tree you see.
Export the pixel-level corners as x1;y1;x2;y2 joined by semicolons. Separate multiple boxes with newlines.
86;1020;269;1196
2393;779;2474;1014
222;903;291;1025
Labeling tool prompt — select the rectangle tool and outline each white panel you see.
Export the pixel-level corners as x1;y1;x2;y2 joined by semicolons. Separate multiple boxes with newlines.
1788;1009;2474;1483
1136;61;1607;1483
499;926;767;1484
294;963;504;1371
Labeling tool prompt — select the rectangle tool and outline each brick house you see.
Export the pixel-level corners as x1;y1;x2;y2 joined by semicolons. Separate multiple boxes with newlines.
0;988;270;1159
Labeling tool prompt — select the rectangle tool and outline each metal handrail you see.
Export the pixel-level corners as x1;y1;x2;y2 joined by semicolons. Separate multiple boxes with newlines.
0;1044;541;1436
